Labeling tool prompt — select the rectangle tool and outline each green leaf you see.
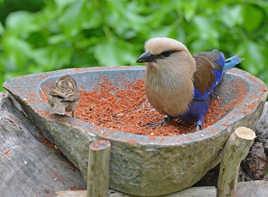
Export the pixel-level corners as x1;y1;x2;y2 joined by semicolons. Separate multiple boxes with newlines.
94;38;136;66
48;35;66;44
55;0;77;9
259;71;268;86
58;0;86;36
240;41;265;74
193;16;219;41
0;22;4;35
2;36;33;70
71;48;97;67
150;26;171;38
221;5;243;27
5;11;38;35
242;5;264;32
33;45;73;68
94;41;119;66
183;1;198;21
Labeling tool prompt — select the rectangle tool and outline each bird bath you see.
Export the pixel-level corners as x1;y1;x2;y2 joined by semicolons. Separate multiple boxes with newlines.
3;66;267;196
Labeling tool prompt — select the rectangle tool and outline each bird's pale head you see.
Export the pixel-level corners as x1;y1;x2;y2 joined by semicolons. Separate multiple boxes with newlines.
136;37;195;73
137;37;188;62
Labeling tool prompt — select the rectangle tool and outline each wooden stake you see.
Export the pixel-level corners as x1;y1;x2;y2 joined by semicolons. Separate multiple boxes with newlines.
87;140;111;197
217;127;256;197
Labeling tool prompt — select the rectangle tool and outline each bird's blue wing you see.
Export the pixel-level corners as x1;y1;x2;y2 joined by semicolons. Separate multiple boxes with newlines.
179;50;242;129
193;50;242;98
179;50;225;127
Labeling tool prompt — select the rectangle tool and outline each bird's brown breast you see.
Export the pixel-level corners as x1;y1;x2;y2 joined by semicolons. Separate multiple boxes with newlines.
145;67;194;117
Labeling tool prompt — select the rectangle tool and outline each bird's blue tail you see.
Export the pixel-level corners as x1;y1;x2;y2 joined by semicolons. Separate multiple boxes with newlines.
223;55;243;72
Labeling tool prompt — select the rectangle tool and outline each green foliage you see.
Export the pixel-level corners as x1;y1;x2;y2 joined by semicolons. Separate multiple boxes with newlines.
0;0;44;22
0;0;268;90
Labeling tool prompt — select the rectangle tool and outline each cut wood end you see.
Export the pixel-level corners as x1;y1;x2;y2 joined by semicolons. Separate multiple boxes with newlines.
235;127;256;140
90;139;111;151
55;190;87;197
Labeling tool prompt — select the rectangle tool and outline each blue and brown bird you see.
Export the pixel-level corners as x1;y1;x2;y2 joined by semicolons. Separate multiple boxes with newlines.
136;37;242;130
48;75;80;118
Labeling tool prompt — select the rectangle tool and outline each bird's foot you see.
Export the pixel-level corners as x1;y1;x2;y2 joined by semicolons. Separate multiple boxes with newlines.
196;119;203;131
196;125;202;131
147;119;166;127
211;92;220;100
147;115;172;128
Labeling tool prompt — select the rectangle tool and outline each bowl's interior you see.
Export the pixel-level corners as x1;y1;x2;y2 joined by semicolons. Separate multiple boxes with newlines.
39;69;248;136
40;69;145;92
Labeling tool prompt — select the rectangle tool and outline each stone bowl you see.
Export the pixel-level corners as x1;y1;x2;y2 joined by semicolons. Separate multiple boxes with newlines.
3;66;267;196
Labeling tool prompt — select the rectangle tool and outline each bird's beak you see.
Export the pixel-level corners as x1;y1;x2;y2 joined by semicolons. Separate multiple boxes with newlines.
136;51;154;63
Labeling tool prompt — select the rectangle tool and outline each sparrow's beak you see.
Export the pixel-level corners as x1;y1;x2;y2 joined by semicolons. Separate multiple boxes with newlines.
136;51;154;63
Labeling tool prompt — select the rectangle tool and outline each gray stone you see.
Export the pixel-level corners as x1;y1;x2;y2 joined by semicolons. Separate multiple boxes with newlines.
237;181;268;197
3;67;267;196
256;102;268;156
256;103;268;137
0;92;85;197
241;142;267;180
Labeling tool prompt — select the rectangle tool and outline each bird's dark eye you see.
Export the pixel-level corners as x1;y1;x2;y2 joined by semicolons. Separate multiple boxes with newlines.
160;50;179;58
161;51;173;57
152;50;180;61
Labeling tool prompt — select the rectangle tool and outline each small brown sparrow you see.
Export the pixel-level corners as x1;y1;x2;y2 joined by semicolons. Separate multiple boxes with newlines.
48;75;80;117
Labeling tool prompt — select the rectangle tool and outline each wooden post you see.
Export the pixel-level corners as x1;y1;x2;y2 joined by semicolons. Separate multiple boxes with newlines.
87;140;111;197
217;127;256;197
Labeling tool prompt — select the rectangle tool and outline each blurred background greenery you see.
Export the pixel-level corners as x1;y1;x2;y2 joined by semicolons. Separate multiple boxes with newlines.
0;0;268;91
